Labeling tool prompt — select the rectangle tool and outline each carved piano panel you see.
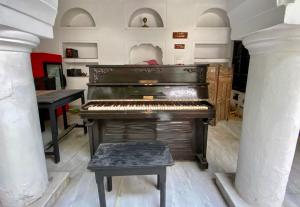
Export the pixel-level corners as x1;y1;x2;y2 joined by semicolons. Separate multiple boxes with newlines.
88;65;207;84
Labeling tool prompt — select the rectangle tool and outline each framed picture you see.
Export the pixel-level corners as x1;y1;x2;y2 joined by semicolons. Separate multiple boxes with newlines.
174;44;185;49
173;32;188;39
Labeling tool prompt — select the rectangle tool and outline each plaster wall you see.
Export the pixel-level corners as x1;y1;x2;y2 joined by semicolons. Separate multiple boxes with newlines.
36;0;229;63
35;0;230;103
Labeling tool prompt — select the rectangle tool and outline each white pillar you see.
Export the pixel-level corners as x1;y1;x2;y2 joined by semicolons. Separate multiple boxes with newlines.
235;25;300;207
0;28;48;206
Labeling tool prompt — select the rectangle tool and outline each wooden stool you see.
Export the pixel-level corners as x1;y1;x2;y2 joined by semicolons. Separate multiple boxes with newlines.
88;141;174;207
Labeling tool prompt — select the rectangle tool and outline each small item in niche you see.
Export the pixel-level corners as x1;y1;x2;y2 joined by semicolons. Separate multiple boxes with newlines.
66;48;78;58
174;44;185;49
142;17;149;27
81;72;88;77
67;68;81;77
144;59;159;65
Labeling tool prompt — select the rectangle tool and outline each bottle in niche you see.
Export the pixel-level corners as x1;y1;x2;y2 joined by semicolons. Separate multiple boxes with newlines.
142;17;149;27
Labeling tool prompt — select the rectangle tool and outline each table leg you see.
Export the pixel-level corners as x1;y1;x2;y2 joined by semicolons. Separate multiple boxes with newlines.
96;174;106;207
39;115;45;132
81;93;87;134
62;105;68;130
157;174;160;190
159;168;166;207
87;122;95;158
107;176;112;192
49;107;60;163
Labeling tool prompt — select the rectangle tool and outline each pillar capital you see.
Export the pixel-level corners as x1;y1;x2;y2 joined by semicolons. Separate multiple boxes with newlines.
0;26;40;52
243;24;300;55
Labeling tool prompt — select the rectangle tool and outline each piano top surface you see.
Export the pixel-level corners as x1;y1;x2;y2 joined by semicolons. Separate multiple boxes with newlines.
86;64;205;68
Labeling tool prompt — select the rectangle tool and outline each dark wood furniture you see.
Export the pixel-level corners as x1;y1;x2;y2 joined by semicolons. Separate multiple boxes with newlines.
37;89;87;163
88;141;174;207
207;64;233;124
80;65;215;169
232;41;250;93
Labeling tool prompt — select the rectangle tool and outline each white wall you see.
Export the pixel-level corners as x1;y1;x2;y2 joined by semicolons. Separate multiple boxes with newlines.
36;0;229;64
35;0;230;104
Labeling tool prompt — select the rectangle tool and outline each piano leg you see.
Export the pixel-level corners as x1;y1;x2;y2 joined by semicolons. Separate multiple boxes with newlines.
81;93;88;134
87;120;103;157
195;119;209;170
87;121;95;157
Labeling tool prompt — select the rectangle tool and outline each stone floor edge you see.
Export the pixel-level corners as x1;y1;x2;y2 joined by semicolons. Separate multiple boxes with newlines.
215;173;251;207
28;172;70;207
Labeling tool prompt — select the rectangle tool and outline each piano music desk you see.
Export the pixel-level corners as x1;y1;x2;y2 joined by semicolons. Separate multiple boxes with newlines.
36;89;87;163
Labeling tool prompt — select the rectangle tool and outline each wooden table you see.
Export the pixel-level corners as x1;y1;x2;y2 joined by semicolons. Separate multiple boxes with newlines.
88;141;174;207
37;89;87;163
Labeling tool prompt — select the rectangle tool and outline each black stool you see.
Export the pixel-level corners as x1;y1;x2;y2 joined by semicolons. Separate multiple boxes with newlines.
88;141;174;207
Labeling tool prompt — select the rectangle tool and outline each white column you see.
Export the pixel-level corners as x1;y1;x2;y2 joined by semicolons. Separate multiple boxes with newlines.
235;25;300;207
0;28;48;206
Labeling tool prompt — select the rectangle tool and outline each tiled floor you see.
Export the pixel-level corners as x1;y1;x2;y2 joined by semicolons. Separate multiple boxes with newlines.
42;114;300;207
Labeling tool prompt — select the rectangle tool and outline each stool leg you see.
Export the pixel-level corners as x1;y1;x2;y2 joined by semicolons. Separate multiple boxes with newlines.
95;174;106;207
157;174;160;190
159;168;166;207
107;176;112;192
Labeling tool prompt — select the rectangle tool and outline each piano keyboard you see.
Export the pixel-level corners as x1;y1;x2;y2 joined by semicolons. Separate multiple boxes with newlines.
86;100;209;111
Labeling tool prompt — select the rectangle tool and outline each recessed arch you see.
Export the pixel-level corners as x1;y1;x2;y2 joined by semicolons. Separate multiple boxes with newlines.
128;8;164;28
129;44;163;64
197;8;230;27
61;8;96;27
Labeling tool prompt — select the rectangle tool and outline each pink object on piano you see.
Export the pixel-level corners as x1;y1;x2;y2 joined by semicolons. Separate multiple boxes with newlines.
144;59;159;65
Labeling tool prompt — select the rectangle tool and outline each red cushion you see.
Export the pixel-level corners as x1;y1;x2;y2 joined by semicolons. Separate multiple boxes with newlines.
144;59;159;65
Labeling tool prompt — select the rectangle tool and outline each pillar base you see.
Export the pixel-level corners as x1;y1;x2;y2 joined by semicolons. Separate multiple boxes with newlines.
215;173;251;207
28;172;70;207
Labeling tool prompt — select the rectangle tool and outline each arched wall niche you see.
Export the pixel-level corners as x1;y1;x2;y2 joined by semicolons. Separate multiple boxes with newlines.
129;44;163;64
61;8;96;27
128;8;164;28
196;8;230;27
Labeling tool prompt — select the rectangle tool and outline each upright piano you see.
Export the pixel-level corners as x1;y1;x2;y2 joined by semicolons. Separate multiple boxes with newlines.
80;65;215;169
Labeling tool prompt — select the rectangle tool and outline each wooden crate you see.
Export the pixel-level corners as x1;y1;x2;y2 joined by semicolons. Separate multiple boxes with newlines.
207;64;233;124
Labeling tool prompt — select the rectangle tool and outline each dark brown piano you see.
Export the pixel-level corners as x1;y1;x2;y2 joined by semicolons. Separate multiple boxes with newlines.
80;65;215;169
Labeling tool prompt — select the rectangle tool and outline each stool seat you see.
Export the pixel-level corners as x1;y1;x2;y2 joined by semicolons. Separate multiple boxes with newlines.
88;141;174;170
88;141;174;207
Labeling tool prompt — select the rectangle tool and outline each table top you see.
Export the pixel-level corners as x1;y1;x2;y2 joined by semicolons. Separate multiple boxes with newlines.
36;89;84;104
88;141;174;170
